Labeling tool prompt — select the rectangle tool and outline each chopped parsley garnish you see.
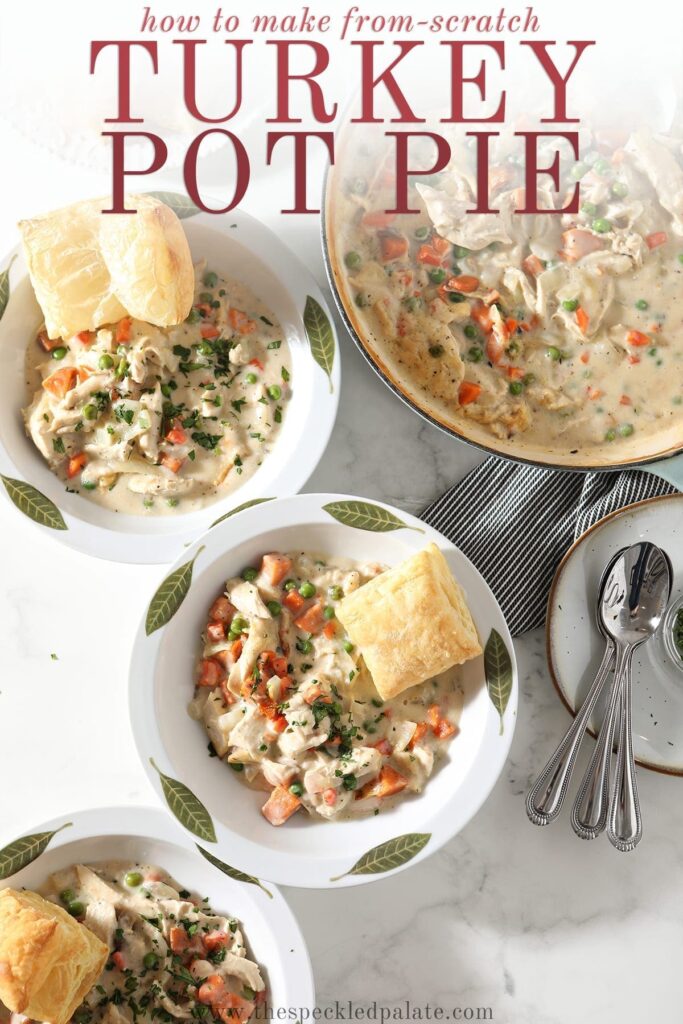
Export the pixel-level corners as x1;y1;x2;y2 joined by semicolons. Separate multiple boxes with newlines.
191;431;222;451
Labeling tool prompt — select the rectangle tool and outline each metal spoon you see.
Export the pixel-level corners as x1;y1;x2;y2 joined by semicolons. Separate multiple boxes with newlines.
572;547;672;842
603;543;671;851
525;549;625;827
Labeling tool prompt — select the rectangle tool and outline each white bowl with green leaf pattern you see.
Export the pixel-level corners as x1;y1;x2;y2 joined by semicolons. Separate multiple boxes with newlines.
0;805;315;1015
0;194;339;563
128;493;517;888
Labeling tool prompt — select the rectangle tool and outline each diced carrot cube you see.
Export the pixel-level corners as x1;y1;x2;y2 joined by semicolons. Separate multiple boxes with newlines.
359;766;408;800
361;210;396;229
261;785;301;826
203;931;229;952
210;596;235;624
261;552;293;586
294;602;325;634
169;926;191;953
283;590;305;614
447;274;479;293
627;330;650;347
66;452;87;479
646;231;668;249
408;722;429;750
216;995;255;1023
160;453;184;474
76;330;95;345
198;658;224;688
228;308;256;335
43;367;78;398
323;788;337;806
207;621;226;643
379;232;408;262
458;381;482;406
116;317;132;343
165;421;187;445
37;329;63;353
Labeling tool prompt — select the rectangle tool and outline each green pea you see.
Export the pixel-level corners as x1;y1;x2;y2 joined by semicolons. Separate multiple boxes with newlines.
546;346;562;361
186;308;201;324
523;373;535;386
51;346;67;360
581;201;598;216
82;403;98;421
267;600;282;617
467;346;484;363
203;271;218;289
284;579;298;591
267;385;282;401
448;291;466;303
298;639;313;654
328;585;344;601
355;293;367;308
429;345;444;358
570;161;588;180
143;952;159;970
428;267;447;284
611;181;628;198
403;296;419;313
618;423;634;437
592;217;612;234
245;372;258;384
289;781;304;797
60;889;76;905
414;226;430;240
199;291;214;304
232;615;248;632
82;481;97;491
125;871;143;887
115;357;129;380
509;381;524;396
561;298;579;312
344;251;362;270
343;640;354;654
453;245;470;259
242;567;258;582
323;606;335;621
243;987;256;1002
230;762;244;772
98;353;114;370
677;253;683;265
635;299;649;311
198;342;214;356
605;428;617;442
463;324;479;340
299;581;316;598
68;901;85;918
593;158;612;176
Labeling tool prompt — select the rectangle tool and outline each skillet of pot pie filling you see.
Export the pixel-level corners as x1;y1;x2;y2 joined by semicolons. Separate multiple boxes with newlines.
190;545;482;825
332;129;683;460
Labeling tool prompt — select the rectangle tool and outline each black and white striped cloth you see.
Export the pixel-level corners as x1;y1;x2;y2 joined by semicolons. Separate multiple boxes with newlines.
422;460;677;636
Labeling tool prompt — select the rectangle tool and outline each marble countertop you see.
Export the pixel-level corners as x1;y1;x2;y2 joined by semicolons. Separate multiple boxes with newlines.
1;118;682;1024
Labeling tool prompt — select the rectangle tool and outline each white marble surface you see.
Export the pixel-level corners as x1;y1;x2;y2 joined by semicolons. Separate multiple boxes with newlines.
2;118;683;1024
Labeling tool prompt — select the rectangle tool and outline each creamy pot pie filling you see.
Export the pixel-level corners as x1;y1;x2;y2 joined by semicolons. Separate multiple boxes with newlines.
23;266;291;515
26;861;265;1023
333;129;683;455
190;551;464;825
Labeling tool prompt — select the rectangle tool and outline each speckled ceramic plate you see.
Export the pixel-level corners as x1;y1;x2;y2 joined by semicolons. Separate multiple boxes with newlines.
547;493;683;775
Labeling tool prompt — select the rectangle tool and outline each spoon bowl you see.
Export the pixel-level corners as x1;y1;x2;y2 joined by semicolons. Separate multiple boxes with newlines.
600;543;671;648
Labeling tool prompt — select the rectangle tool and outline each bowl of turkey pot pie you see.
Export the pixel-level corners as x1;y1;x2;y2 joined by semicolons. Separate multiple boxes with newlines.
0;194;339;562
129;493;518;888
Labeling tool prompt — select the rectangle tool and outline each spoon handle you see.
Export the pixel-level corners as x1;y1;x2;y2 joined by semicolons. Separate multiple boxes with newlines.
607;648;642;852
526;642;614;826
570;648;625;840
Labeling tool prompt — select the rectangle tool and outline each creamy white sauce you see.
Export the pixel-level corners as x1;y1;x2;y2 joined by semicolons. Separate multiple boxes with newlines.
23;266;291;515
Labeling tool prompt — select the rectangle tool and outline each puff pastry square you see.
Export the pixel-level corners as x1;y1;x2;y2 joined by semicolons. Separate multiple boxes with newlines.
337;543;482;700
0;888;108;1024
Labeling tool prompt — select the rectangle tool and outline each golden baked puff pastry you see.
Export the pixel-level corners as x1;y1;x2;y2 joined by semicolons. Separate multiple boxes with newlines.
337;542;482;700
0;888;108;1024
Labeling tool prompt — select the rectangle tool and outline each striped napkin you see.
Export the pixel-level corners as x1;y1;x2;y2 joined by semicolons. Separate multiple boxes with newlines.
422;461;677;635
